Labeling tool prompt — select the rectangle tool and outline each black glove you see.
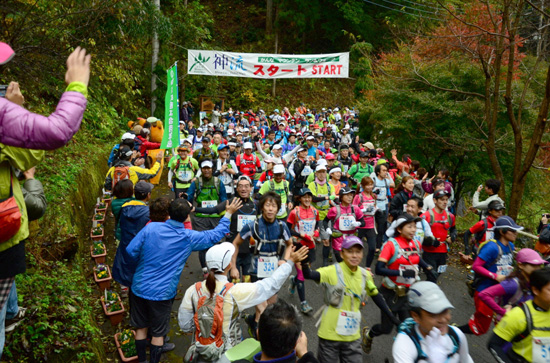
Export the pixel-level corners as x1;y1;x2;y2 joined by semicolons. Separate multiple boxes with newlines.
401;269;416;278
391;314;401;327
253;135;260;142
432;239;441;248
422;236;436;247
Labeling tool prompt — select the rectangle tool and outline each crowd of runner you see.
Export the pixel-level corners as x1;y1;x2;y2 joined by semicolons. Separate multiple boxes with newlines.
101;104;550;363
2;38;550;362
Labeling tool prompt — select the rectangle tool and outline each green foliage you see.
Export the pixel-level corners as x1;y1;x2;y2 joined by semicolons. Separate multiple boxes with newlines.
3;259;100;362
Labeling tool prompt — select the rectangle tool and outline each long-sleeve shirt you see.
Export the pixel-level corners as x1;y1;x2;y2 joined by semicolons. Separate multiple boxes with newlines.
178;261;295;348
472;192;504;218
126;217;230;301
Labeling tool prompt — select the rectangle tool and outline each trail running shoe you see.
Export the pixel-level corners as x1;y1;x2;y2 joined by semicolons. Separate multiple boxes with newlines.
300;301;313;314
288;275;296;294
161;342;175;352
362;327;373;354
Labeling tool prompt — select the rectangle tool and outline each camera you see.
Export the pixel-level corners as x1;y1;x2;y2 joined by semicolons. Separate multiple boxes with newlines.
0;85;7;98
373;188;381;195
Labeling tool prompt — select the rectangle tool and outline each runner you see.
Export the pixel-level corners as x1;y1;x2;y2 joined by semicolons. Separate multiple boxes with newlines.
461;200;505;260
353;176;378;268
286;188;321;314
488;268;550;363
167;145;199;199
187;160;228;277
104;145;162;191
363;214;434;353
328;167;346;196
323;187;365;264
393;281;473;363
229;192;293;338
301;235;399;363
178;242;308;362
347;152;373;187
420;190;455;282
478;248;547;321
372;163;394;250
458;216;521;336
214;144;237;198
258;164;292;220
236;142;261;179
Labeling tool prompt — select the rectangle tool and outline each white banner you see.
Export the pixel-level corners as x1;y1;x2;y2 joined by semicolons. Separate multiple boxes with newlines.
187;50;349;79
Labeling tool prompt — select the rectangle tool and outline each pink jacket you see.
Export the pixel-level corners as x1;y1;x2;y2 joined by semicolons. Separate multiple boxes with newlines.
0;91;87;150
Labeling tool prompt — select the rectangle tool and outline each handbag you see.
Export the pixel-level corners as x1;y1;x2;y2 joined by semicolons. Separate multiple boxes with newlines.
0;171;22;243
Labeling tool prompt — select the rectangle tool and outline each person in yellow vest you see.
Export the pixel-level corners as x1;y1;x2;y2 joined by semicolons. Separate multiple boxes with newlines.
104;145;162;191
488;268;550;363
258;164;292;220
167;145;199;199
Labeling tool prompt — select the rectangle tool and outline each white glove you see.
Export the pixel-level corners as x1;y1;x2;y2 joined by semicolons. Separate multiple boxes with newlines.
325;228;333;236
351;221;362;228
425;328;448;363
361;208;368;214
256;181;263;188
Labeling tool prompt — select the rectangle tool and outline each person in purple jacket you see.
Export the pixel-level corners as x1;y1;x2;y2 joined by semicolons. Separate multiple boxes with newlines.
0;42;91;150
478;248;548;321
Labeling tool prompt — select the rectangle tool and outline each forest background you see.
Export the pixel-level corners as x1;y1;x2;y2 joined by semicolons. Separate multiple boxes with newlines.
2;0;550;360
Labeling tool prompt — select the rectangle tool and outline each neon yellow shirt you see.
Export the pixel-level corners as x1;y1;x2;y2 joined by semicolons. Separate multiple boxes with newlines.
317;262;378;342
494;300;550;362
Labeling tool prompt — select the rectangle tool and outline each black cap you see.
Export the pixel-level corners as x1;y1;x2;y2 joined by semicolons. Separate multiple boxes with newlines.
202;137;211;143
298;188;313;197
488;200;505;211
339;186;356;195
360;152;369;158
433;190;450;199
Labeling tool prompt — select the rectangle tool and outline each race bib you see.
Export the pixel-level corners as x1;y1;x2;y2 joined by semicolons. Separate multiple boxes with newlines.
178;170;193;181
339;215;356;232
298;220;316;236
301;165;312;176
497;265;514;277
257;256;278;278
396;265;417;285
201;200;217;208
403;204;408;212
318;195;329;208
237;215;256;232
486;229;494;241
277;203;287;217
335;310;361;336
437;265;448;274
532;336;550;363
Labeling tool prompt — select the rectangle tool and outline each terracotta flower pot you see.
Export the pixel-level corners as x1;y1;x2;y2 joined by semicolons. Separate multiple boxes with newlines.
101;296;125;326
114;331;139;363
90;228;104;241
102;197;112;205
95;204;107;212
93;211;105;223
93;265;112;291
90;244;107;264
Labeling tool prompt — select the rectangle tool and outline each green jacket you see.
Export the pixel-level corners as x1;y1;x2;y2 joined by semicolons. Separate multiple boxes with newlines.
0;144;45;253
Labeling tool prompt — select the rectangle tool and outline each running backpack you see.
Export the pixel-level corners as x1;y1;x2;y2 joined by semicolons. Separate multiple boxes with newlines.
397;318;460;363
185;282;234;362
112;166;130;189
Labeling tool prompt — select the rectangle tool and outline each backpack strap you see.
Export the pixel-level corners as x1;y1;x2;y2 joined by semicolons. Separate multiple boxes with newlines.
446;326;461;359
219;282;234;297
335;205;342;223
512;302;533;342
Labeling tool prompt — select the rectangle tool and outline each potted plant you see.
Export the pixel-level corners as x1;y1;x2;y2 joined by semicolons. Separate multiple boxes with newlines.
93;211;105;223
96;201;107;212
90;240;107;264
114;329;138;362
102;191;112;204
93;263;112;290
90;224;104;241
101;290;125;326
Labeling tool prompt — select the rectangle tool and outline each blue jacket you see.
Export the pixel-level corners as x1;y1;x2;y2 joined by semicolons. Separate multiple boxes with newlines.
112;200;150;287
126;217;230;301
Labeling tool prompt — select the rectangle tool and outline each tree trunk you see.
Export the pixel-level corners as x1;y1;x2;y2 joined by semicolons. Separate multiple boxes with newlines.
151;0;160;116
272;31;278;97
266;0;273;34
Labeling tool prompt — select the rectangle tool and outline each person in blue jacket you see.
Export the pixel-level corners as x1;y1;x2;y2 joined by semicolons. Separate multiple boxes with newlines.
112;181;152;294
125;197;242;363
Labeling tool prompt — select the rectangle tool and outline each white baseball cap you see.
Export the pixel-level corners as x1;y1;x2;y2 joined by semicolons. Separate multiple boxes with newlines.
315;164;327;172
306;136;315;141
206;242;235;273
273;165;286;174
201;160;213;168
272;144;282;150
121;132;134;141
227;129;234;134
243;142;253;149
408;281;454;314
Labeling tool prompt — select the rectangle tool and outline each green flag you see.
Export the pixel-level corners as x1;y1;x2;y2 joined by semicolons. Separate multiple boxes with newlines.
160;63;180;149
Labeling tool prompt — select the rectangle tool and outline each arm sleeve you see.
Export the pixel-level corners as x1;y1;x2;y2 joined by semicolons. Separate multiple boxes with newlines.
219;180;228;202
302;262;321;282
282;144;301;163
0;91;86;150
125;227;147;263
472;257;496;279
177;287;196;332
187;182;196;203
287;221;300;238
422;180;434;194
392;333;418;363
375;261;400;277
189;217;231;251
478;284;508;317
472;191;490;210
372;293;400;325
255;141;269;159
